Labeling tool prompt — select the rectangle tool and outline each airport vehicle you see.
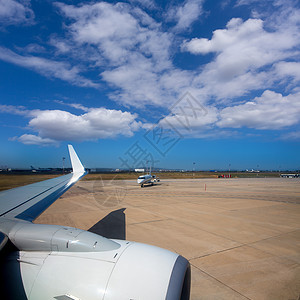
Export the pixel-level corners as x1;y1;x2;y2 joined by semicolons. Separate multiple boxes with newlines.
280;173;299;178
153;174;160;182
0;145;190;300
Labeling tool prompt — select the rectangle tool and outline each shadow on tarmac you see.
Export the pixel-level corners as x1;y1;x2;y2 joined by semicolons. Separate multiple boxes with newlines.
88;208;126;240
140;182;161;188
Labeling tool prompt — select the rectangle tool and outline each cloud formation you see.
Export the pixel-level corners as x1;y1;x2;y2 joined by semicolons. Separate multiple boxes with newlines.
183;16;300;100
11;134;58;147
55;1;179;107
0;47;98;88
166;0;204;32
1;0;300;143
28;108;141;140
0;0;34;26
218;90;300;130
279;131;300;141
154;90;300;136
3;105;145;146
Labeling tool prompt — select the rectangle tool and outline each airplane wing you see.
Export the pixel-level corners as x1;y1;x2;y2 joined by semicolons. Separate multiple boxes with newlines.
0;145;86;222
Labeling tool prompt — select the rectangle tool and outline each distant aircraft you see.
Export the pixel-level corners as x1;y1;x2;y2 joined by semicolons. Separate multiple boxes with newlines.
137;167;160;187
246;169;260;173
31;165;52;172
0;145;189;299
30;166;37;173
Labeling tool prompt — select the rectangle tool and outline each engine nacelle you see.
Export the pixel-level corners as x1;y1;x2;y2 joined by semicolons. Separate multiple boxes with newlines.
1;224;190;300
2;241;190;300
8;223;120;252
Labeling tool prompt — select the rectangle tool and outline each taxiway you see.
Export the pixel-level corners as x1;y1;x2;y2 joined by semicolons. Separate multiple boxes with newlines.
35;177;300;300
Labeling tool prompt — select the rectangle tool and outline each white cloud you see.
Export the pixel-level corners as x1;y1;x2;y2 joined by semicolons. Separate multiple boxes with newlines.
236;0;270;6
54;100;90;112
49;37;72;55
166;0;204;32
4;1;298;115
2;105;145;145
22;43;46;54
51;1;300;110
57;1;171;69
0;0;34;26
217;90;300;130
154;92;219;138
11;134;58;146
0;47;98;88
1;0;300;144
274;62;300;83
152;110;236;139
28;108;143;141
129;0;157;10
182;16;300;101
162;106;218;130
55;1;182;107
279;131;300;141
155;89;300;136
0;104;29;115
56;2;139;49
183;17;298;63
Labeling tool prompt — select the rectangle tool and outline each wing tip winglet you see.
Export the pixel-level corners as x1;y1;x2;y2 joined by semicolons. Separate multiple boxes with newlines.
68;145;85;174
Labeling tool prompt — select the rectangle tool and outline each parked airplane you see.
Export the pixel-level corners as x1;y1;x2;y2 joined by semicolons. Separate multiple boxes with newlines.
0;145;190;300
137;167;160;187
30;166;52;173
246;169;260;173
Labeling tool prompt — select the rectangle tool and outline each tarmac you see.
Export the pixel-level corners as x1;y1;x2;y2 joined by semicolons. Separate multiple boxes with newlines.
35;177;300;300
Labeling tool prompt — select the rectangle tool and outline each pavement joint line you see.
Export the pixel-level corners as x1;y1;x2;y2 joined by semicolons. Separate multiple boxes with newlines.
123;192;299;204
33;179;299;299
129;218;171;226
61;197;299;251
246;244;300;266
189;228;300;264
124;203;240;243
151;210;244;244
66;198;104;211
122;202;184;208
183;201;282;213
125;201;299;236
247;228;300;246
168;217;245;245
190;263;252;300
189;244;247;261
246;229;300;264
195;193;300;204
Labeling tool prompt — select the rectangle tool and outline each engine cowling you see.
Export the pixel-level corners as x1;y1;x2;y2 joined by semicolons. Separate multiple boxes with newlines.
1;224;190;300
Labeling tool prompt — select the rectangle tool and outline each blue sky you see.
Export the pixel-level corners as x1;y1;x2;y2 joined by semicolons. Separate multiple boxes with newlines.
0;0;299;170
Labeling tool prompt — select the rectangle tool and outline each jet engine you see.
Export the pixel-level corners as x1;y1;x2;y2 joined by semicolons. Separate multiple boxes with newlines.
1;223;190;300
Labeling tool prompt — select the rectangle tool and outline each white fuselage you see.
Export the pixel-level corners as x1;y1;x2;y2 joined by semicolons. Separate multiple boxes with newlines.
137;174;152;186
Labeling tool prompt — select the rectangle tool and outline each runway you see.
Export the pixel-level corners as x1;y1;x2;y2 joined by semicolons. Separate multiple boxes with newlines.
35;177;300;300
